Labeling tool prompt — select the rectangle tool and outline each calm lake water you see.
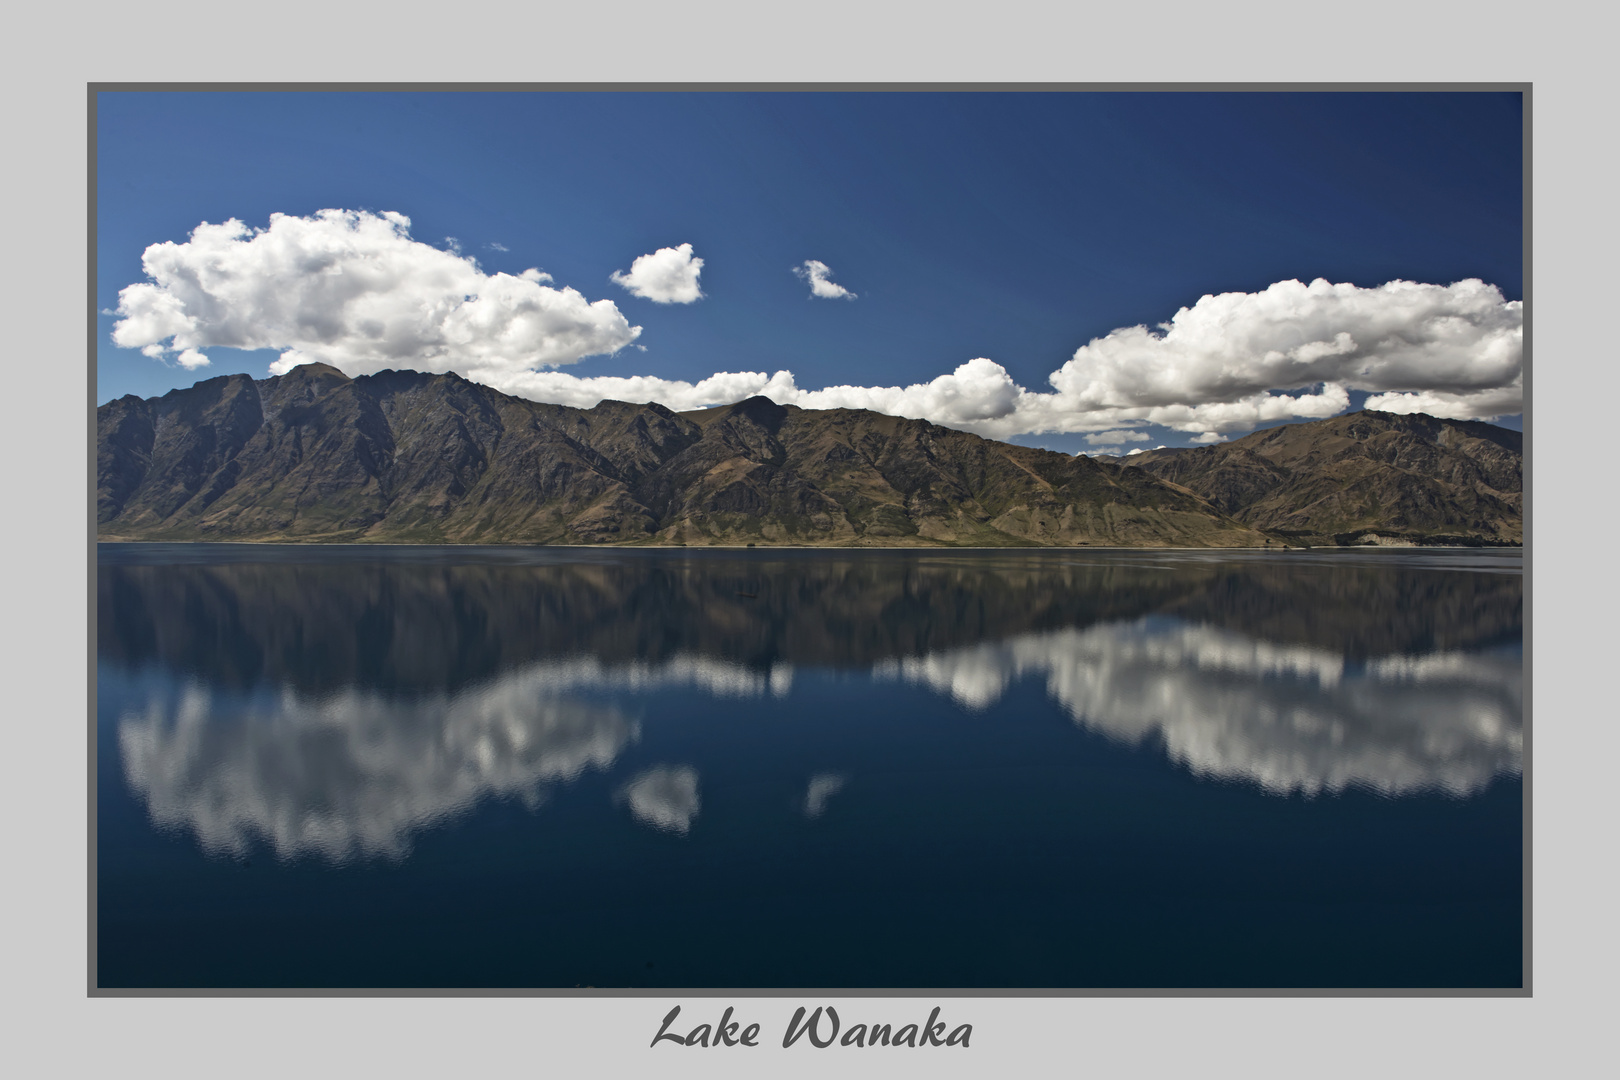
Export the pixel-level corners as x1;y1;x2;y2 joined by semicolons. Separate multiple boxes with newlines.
95;544;1523;989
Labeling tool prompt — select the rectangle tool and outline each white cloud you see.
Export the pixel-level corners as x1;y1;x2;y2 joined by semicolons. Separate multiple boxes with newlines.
486;278;1520;440
1084;429;1150;447
486;357;1026;425
1124;445;1167;456
487;241;509;252
175;348;210;370
111;209;641;380
610;242;705;304
1043;277;1520;433
113;233;1521;442
617;765;701;835
495;367;800;412
794;259;856;300
1361;377;1525;421
791;356;1023;425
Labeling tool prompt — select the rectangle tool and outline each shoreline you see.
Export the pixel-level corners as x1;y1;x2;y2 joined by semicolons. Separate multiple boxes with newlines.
94;538;1523;552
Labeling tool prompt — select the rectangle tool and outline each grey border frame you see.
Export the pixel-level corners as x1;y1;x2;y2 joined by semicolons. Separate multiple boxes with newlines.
88;81;1531;999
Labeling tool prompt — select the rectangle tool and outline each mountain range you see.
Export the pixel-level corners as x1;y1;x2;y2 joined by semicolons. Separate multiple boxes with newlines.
96;364;1522;547
1117;411;1522;546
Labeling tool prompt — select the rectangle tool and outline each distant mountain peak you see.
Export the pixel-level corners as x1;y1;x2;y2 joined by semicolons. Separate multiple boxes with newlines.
275;361;351;380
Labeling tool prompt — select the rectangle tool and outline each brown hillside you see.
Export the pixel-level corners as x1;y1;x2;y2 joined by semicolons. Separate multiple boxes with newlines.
98;366;1269;548
1124;411;1522;546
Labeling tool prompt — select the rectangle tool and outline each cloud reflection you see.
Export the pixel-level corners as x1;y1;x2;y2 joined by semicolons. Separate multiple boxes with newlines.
802;773;847;818
873;620;1521;797
503;654;793;698
117;664;650;863
114;613;1521;867
115;650;783;861
617;766;701;835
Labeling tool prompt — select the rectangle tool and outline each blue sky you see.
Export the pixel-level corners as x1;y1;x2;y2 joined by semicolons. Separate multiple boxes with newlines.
96;90;1523;452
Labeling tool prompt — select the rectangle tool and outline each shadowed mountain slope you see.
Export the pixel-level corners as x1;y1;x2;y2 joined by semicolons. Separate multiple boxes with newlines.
1122;411;1522;546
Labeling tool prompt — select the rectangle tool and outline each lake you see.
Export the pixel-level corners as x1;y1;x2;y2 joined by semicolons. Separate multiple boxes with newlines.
95;544;1524;989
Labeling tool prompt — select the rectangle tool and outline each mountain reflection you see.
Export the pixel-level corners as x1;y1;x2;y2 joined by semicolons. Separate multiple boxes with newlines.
875;620;1522;796
97;546;1521;695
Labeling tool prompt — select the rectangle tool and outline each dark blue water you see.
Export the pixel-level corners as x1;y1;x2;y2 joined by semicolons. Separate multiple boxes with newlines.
96;545;1523;989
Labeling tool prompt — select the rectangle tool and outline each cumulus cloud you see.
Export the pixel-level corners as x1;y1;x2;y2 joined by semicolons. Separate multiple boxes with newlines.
1044;277;1520;432
1084;429;1150;447
1362;381;1524;417
610;242;705;304
112;228;1521;443
794;259;856;300
483;278;1521;441
486;356;1026;424
790;356;1023;425
493;367;800;412
111;209;641;381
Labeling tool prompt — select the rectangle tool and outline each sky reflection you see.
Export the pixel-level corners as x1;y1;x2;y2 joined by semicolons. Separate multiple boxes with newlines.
874;619;1521;796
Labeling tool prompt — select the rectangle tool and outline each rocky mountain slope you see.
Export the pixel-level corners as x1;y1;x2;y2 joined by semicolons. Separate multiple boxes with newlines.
97;364;1270;547
1122;411;1522;546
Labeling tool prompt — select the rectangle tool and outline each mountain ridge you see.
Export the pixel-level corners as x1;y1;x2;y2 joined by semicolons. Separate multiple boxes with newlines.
1121;410;1522;546
97;366;1520;548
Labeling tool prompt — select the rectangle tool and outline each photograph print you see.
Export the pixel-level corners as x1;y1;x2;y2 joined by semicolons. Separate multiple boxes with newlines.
93;88;1524;991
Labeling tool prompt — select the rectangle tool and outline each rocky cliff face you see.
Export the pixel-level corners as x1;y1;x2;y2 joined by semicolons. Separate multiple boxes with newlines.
1123;411;1522;546
97;365;1270;547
